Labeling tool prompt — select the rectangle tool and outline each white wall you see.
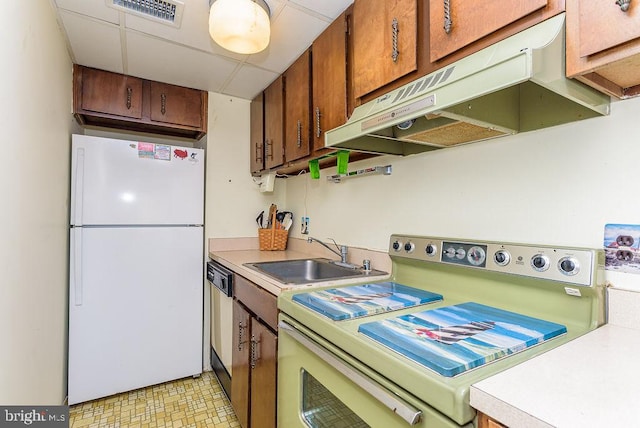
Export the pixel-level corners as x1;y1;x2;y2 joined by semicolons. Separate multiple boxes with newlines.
204;93;286;372
285;97;640;287
0;1;73;404
204;93;286;240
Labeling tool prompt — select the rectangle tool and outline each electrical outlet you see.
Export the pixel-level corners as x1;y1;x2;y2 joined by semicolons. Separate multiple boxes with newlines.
604;223;640;274
301;217;309;235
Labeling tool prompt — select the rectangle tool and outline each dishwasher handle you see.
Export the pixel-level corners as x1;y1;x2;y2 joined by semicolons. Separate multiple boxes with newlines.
279;320;423;426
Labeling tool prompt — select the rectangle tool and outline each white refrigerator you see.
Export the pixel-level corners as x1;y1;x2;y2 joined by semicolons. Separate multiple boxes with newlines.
68;134;204;405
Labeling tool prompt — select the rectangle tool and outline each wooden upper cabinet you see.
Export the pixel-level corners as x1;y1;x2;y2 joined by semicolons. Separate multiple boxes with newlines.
429;0;548;61
78;67;143;119
352;0;418;99
566;0;640;98
73;65;207;139
284;50;312;162
312;12;349;153
264;76;285;170
149;82;204;128
250;93;265;175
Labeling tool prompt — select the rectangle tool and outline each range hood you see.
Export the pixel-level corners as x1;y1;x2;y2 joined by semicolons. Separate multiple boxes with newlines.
326;13;610;156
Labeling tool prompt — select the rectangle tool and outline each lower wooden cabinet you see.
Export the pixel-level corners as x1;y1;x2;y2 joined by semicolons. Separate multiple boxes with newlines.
477;412;508;428
231;275;277;428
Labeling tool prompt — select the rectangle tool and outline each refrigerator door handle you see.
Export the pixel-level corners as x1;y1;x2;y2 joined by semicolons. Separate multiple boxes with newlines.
73;148;85;225
72;228;83;306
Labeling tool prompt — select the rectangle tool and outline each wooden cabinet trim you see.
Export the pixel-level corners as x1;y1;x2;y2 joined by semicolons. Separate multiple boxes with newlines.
234;274;278;332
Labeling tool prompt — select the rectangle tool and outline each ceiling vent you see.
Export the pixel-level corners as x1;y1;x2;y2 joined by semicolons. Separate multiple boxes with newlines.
107;0;185;28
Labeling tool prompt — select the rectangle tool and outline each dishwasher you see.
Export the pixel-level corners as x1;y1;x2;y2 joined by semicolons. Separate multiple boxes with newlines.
207;259;234;399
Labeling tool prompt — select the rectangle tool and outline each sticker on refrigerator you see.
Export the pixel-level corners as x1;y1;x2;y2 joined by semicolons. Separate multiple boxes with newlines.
154;144;171;161
173;149;189;160
604;224;640;274
138;142;156;159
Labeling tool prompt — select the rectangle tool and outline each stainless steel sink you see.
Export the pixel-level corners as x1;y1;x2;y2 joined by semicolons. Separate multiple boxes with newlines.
243;258;387;285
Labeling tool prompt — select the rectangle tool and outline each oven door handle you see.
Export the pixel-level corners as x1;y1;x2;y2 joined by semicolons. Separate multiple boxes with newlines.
279;321;423;426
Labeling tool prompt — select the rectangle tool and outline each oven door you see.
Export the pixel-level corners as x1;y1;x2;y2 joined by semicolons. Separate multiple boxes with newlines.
278;315;469;428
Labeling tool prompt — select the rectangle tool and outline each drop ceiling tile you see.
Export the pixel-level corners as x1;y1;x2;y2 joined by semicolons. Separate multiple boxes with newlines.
222;66;280;100
122;0;249;60
289;0;353;19
54;0;120;24
246;5;327;72
125;31;239;92
59;11;123;73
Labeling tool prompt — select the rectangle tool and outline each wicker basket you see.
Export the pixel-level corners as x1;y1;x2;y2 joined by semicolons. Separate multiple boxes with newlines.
258;226;288;250
258;209;288;250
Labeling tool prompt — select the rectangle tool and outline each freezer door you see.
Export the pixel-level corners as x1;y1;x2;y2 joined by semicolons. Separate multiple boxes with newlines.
68;226;203;405
70;134;204;226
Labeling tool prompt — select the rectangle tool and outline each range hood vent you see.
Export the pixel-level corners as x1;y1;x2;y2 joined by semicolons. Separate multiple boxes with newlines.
326;14;610;156
107;0;184;27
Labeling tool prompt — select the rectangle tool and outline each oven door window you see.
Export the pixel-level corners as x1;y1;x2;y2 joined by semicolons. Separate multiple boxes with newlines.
301;369;369;428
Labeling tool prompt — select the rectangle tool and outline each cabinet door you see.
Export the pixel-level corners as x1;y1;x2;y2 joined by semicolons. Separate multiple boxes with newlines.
250;319;277;428
312;12;349;153
250;93;264;174
80;67;143;119
578;1;640;57
149;81;203;128
264;77;285;170
566;0;640;98
231;301;251;428
284;50;312;162
429;0;548;62
353;0;417;99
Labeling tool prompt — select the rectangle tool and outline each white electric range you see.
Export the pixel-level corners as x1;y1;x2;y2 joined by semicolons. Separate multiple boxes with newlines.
277;235;606;428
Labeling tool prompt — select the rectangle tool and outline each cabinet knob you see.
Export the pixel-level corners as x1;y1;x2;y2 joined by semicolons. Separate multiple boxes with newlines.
444;0;453;34
160;93;167;115
616;0;631;12
315;107;321;138
266;139;273;160
237;320;247;351
296;120;302;148
256;143;263;162
391;18;399;62
126;87;132;110
250;334;261;369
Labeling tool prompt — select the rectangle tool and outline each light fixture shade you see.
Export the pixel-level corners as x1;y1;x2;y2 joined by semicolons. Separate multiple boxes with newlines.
209;0;271;55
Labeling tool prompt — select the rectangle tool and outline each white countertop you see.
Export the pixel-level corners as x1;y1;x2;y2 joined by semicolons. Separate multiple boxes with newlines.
470;287;640;427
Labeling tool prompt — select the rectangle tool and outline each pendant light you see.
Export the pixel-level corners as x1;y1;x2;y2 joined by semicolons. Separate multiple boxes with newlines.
208;0;271;55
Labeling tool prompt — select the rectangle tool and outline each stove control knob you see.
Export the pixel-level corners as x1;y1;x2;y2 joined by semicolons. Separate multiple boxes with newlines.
444;247;456;259
494;250;511;266
404;242;415;253
425;244;438;257
531;254;550;272
392;240;403;252
455;248;466;259
558;256;580;276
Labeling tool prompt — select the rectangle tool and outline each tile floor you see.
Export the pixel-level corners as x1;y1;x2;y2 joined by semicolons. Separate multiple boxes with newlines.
69;371;240;428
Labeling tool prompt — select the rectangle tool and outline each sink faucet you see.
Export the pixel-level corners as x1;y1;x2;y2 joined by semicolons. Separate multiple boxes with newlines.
307;237;348;264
